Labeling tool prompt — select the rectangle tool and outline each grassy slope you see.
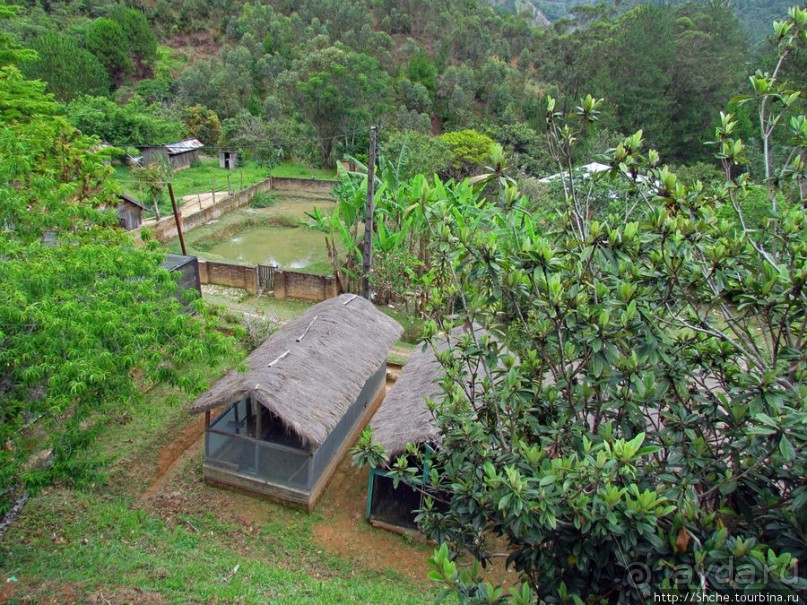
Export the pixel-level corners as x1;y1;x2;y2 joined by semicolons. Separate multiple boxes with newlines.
112;160;337;212
0;300;437;604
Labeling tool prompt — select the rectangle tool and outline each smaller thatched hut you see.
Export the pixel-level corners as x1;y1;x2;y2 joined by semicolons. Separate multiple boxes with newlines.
190;294;402;510
365;329;464;533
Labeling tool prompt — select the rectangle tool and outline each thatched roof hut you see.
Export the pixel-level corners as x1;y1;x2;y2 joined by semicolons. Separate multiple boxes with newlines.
370;342;444;458
366;325;483;533
370;325;482;456
191;294;402;447
191;293;402;509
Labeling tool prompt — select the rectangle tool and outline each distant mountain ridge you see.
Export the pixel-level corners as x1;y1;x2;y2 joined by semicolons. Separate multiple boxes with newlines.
485;0;795;43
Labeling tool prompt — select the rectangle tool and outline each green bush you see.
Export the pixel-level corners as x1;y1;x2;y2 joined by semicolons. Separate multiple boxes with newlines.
249;191;277;208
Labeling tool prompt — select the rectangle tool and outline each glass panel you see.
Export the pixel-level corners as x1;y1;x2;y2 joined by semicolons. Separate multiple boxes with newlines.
207;431;255;473
256;442;311;490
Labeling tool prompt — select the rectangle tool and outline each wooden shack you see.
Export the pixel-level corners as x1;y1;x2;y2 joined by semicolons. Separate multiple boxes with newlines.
140;138;204;171
116;193;147;231
189;294;403;510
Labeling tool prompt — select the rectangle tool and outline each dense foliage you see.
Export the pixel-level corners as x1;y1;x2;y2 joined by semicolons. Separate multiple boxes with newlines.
1;0;769;172
0;17;237;515
354;6;807;602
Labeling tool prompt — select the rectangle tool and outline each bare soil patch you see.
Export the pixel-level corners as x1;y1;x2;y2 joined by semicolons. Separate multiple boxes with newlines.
138;413;207;502
311;460;431;582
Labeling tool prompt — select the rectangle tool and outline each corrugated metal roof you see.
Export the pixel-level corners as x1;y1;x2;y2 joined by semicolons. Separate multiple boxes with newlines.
165;138;204;155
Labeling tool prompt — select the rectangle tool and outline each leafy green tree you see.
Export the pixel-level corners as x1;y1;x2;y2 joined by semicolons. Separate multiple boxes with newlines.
183;104;222;147
132;158;173;219
490;122;554;176
537;2;747;162
220;109;295;167
22;33;110;102
277;45;391;166
176;58;220;114
396;78;432;115
213;45;254;118
435;65;475;127
357;6;807;602
407;50;436;94
67;95;185;145
86;17;133;85
438;129;496;179
0;51;236;516
109;7;157;74
0;4;35;68
381;131;451;181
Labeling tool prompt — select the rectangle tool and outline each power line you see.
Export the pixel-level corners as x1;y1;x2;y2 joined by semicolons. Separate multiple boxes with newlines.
106;126;375;151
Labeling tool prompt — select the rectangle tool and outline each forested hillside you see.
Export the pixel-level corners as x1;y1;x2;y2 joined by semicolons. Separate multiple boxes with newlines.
3;0;795;177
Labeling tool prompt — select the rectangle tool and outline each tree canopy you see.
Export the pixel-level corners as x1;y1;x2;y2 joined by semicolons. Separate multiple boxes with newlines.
351;5;807;601
0;25;236;515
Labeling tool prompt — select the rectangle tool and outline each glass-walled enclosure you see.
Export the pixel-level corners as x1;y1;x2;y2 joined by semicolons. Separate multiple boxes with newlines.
204;362;387;496
206;397;313;491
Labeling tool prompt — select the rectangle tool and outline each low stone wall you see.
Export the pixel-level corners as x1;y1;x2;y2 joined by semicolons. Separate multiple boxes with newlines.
270;177;338;195
274;270;338;301
136;176;337;243
199;260;337;302
199;260;258;295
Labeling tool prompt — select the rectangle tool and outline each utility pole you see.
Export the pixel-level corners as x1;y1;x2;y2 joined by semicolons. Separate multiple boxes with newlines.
168;183;187;255
361;126;377;300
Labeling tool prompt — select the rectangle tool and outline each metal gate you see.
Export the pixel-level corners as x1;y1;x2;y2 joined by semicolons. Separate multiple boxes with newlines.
257;264;277;291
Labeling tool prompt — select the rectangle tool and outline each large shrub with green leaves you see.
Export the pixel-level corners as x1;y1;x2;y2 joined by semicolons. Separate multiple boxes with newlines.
0;31;237;516
357;6;807;602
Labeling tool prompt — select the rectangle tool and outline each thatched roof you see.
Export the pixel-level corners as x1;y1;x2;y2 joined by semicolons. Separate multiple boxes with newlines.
371;327;478;457
190;294;402;448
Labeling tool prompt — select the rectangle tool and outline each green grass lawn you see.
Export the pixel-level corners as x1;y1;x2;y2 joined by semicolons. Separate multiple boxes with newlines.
112;159;337;212
0;304;438;604
270;162;337;180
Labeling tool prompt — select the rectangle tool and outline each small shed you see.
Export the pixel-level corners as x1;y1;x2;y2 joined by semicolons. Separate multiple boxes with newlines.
366;332;453;533
140;138;204;171
190;294;403;510
219;150;239;170
159;254;202;305
117;193;147;231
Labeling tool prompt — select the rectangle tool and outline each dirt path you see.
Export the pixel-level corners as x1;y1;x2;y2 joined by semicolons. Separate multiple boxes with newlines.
137;413;208;503
311;458;431;582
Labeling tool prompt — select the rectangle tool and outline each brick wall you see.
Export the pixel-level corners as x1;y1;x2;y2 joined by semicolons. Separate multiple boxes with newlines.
274;270;338;302
199;261;337;302
198;260;258;295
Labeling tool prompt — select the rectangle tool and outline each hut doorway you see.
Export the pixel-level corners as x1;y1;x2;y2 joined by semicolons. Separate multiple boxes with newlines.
368;471;422;530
